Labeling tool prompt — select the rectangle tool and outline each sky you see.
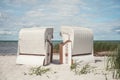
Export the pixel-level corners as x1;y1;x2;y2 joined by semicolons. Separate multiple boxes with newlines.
0;0;120;40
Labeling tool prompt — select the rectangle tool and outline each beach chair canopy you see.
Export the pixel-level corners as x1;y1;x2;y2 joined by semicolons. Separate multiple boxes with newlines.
19;27;53;55
60;26;94;65
61;26;93;55
16;27;53;65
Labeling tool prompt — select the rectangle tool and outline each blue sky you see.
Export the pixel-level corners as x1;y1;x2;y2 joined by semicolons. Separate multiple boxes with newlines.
0;0;120;40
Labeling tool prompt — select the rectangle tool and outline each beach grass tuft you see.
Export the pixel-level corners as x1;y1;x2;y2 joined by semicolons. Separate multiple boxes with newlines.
29;66;50;76
106;45;120;79
70;61;95;75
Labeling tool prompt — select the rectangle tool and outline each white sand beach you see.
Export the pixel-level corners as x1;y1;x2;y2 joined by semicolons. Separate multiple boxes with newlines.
0;54;117;80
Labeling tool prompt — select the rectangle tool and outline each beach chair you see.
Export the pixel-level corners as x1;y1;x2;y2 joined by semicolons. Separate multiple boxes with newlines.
16;27;53;66
59;26;94;65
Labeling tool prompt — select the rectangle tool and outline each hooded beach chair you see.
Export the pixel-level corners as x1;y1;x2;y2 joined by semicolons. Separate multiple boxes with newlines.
59;26;94;65
16;27;53;66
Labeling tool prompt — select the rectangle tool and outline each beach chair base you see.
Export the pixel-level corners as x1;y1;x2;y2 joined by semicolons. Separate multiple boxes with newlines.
72;55;95;63
16;55;46;66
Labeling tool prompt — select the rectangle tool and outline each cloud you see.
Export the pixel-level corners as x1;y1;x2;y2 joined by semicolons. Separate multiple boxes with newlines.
3;0;38;7
24;0;84;18
0;30;12;35
18;1;79;27
112;27;120;34
0;12;8;22
0;11;17;29
0;0;120;40
49;0;80;16
115;30;120;33
20;0;89;27
25;9;45;17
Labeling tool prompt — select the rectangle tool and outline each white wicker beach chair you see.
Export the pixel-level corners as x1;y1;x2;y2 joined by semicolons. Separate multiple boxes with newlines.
59;26;94;65
16;27;53;66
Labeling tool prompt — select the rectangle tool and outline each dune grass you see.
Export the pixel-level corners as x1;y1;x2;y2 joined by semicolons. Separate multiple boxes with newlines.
29;66;50;76
53;40;120;79
106;45;120;79
94;41;119;55
94;41;120;79
70;61;95;75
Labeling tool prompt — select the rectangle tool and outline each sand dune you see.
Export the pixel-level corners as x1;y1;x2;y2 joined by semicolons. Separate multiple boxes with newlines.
0;54;116;80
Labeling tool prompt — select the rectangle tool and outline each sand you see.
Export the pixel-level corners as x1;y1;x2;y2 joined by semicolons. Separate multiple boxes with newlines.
0;54;117;80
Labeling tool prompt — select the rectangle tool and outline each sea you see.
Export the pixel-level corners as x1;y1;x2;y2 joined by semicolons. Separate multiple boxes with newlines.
0;40;119;55
0;40;62;55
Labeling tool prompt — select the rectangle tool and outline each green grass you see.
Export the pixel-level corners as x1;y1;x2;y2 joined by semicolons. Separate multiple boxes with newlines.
29;66;50;76
53;43;59;53
70;61;94;75
52;40;120;54
94;41;120;79
106;45;120;79
94;41;119;55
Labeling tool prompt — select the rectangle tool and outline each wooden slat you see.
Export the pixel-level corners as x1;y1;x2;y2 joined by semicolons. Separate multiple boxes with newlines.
59;43;63;64
20;53;45;56
61;40;71;46
59;40;72;64
72;53;91;57
46;39;53;62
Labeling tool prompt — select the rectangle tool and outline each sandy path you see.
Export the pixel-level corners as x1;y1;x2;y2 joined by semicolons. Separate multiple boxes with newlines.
0;55;116;80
